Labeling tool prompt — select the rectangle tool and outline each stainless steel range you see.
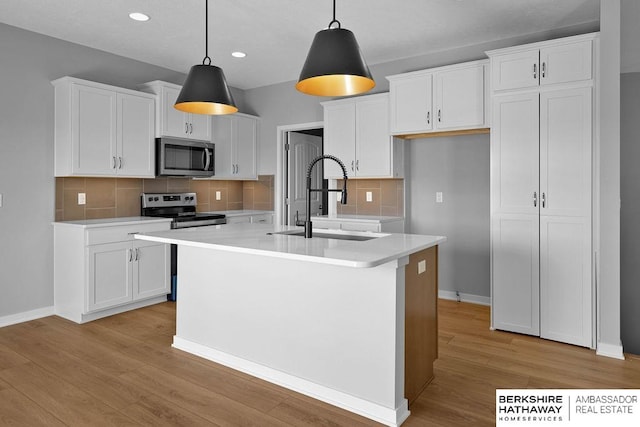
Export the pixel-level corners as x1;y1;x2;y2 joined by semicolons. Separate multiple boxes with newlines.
141;192;226;228
141;192;226;301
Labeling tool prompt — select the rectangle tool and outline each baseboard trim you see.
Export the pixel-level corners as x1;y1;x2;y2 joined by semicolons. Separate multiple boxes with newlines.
0;306;55;328
596;341;625;360
173;336;410;427
439;290;490;306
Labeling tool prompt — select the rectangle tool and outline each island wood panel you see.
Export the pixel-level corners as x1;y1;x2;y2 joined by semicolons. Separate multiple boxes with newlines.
404;245;438;406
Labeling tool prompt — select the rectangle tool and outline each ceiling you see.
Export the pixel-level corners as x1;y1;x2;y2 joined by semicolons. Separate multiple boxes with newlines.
0;0;603;90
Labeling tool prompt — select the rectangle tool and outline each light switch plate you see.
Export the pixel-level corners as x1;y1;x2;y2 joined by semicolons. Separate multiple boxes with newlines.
78;192;86;205
216;191;221;201
436;192;443;203
418;260;426;274
366;191;373;202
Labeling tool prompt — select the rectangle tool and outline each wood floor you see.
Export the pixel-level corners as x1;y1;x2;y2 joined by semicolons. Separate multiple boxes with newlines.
1;300;639;426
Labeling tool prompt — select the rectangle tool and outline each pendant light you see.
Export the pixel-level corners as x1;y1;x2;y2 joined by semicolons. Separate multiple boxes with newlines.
175;0;237;115
296;0;375;97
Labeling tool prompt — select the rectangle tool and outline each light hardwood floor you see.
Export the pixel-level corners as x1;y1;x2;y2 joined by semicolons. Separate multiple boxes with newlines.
1;300;639;426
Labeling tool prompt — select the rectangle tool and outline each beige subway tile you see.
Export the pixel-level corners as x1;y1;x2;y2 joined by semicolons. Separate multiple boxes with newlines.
337;204;357;215
209;200;227;211
55;209;64;222
355;179;381;189
85;178;116;209
356;189;381;215
253;181;272;205
62;177;86;190
116;188;143;217
143;178;168;193
196;203;210;213
116;178;143;190
227;181;243;203
381;206;399;217
254;202;274;211
380;180;399;207
243;188;254;210
190;179;211;204
55;180;64;210
63;189;85;220
227;202;243;210
85;208;116;220
167;177;190;192
243;181;255;189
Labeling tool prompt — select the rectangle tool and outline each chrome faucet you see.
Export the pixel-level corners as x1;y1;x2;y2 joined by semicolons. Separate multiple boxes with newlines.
305;155;348;238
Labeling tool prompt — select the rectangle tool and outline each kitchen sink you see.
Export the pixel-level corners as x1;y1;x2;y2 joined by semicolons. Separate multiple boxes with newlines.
267;230;386;241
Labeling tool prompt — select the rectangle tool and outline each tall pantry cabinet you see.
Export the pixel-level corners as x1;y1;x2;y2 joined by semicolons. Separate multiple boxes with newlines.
487;33;597;348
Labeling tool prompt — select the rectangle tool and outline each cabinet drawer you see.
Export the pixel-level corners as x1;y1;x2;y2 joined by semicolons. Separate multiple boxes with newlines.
341;222;381;232
86;222;170;246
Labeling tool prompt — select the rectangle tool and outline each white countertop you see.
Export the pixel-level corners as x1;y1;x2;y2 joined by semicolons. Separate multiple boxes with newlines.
314;214;404;223
135;223;445;268
52;216;172;228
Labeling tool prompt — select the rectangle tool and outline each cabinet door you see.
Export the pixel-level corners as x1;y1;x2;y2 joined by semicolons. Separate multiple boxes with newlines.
160;85;189;138
490;49;540;91
540;87;592;217
72;84;117;175
188;113;211;141
133;241;170;300
491;93;540;215
389;74;432;134
540;40;592;86
540;216;592;347
435;65;485;130
324;103;356;178
87;242;132;312
355;95;392;177
117;93;155;177
234;115;257;179
212;115;234;177
491;214;540;336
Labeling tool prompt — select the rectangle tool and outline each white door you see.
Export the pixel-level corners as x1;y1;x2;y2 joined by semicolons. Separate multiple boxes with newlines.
492;214;540;336
117;93;155;177
389;74;432;134
435;65;485;130
212;115;234;177
133;241;170;300
287;131;322;225
490;49;540;91
189;113;211;141
324;103;355;178
87;242;132;312
72;84;117;175
491;92;540;216
355;95;392;177
161;85;188;138
539;40;593;86
234;115;257;179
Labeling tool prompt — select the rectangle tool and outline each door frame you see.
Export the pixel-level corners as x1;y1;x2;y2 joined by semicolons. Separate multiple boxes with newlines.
275;121;324;226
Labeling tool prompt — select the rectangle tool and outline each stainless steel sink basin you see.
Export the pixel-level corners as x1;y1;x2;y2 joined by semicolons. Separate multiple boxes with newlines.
267;230;385;241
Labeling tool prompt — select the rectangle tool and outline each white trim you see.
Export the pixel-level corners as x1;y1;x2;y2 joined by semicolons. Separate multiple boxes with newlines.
173;336;410;427
596;341;625;360
0;306;55;328
275;121;324;226
438;290;491;306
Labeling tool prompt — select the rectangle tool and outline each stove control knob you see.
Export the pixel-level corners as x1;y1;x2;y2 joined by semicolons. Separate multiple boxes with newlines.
154;197;159;201
148;197;153;202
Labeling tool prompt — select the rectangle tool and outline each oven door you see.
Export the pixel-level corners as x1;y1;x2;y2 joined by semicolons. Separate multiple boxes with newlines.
156;138;215;177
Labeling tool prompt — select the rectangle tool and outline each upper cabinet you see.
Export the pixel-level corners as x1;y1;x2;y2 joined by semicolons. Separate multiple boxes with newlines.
211;113;259;180
139;81;211;141
53;77;155;178
322;92;403;179
386;60;488;138
488;35;593;92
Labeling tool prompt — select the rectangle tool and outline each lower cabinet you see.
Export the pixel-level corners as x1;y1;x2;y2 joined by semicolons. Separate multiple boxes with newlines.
226;212;274;225
311;217;405;233
54;220;171;323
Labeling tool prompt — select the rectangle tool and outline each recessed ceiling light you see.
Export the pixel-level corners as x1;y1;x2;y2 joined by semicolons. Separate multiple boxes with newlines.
231;51;247;58
129;12;150;22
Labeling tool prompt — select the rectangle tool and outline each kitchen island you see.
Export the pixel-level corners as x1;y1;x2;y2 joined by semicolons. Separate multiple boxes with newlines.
135;224;445;426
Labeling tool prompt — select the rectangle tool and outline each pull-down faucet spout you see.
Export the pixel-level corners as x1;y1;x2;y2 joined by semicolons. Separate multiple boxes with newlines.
305;155;348;238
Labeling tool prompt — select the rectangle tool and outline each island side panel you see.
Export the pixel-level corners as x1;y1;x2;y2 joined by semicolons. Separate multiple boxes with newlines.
405;245;439;406
174;244;409;423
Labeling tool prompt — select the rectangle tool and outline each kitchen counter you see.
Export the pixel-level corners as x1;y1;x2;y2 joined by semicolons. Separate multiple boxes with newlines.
52;216;172;228
135;224;444;426
135;223;443;268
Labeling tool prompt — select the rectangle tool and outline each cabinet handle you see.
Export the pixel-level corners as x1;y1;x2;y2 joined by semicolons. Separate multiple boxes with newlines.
112;156;117;169
356;160;359;171
190;123;193;134
542;192;546;208
542;62;546;78
533;191;537;207
128;249;133;262
438;109;441;123
118;157;123;169
351;160;355;172
135;248;140;261
185;122;189;134
533;63;537;79
427;111;430;124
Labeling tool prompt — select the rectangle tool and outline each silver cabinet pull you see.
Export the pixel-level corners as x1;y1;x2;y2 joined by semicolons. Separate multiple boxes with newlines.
128;248;133;262
438;109;442;123
351;160;355;172
356;160;359;171
533;191;537;207
135;248;140;261
190;123;193;134
542;62;546;78
113;156;117;169
427;111;430;124
185;122;189;134
118;157;123;169
533;63;537;79
542;192;546;208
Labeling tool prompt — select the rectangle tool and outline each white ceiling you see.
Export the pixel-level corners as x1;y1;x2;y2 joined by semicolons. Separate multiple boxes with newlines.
0;0;603;90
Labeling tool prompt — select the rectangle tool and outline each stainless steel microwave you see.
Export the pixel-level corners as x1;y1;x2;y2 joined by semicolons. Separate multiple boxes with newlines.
156;138;215;177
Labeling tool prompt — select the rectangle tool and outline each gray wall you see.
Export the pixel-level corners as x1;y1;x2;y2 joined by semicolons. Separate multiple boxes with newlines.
621;72;640;354
405;135;490;298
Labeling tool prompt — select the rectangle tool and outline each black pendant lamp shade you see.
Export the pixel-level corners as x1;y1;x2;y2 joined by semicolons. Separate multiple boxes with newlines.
296;1;375;96
175;0;237;115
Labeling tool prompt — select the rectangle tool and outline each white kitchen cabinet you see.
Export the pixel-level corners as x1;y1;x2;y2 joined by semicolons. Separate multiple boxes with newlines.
53;77;155;177
54;219;171;323
311;216;405;233
139;80;211;141
488;34;593;92
225;212;274;224
488;33;596;348
211;113;258;179
387;60;488;136
322;93;403;179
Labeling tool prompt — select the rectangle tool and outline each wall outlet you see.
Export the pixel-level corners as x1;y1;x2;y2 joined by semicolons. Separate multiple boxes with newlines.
77;192;86;205
366;191;373;202
436;191;443;203
418;260;426;274
215;191;221;201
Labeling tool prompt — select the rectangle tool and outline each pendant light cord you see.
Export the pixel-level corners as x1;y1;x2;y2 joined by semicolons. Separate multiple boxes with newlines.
328;0;341;29
203;0;212;65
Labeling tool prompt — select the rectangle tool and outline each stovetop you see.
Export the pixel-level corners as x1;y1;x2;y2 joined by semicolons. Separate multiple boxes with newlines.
141;192;226;228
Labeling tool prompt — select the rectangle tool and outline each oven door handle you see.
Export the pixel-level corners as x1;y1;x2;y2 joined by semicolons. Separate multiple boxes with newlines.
204;148;211;171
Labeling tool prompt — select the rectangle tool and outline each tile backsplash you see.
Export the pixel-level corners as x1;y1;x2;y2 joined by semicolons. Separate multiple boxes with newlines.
55;175;274;221
335;178;404;216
